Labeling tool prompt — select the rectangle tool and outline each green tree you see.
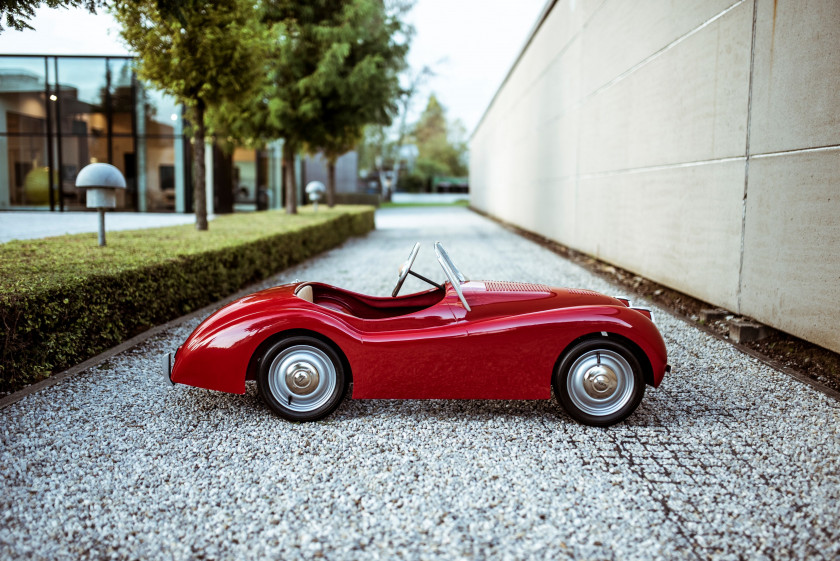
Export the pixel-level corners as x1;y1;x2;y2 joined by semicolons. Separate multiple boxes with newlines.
412;93;467;185
112;0;267;230
308;0;410;207
232;0;406;213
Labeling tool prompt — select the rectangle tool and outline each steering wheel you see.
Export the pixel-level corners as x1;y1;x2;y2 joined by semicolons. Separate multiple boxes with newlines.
392;242;421;297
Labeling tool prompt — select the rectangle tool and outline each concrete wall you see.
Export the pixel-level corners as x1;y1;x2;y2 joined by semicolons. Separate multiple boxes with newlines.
470;0;840;353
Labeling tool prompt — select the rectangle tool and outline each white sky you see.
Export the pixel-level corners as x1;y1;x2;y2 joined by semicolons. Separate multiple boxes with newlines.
403;0;547;133
0;0;548;134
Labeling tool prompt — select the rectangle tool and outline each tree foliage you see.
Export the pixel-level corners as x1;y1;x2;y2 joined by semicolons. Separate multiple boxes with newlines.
210;0;410;213
411;93;467;184
310;0;410;206
113;0;268;230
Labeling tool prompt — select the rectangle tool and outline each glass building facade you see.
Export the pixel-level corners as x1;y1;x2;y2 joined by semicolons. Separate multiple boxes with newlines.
0;54;288;213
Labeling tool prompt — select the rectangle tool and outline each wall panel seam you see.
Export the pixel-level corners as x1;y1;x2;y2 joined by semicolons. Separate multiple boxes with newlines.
576;157;746;180
579;0;745;107
751;144;840;159
737;0;759;315
511;0;748;146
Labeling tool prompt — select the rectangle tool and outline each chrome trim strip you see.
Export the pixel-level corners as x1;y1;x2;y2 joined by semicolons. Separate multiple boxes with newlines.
161;352;174;386
633;307;655;325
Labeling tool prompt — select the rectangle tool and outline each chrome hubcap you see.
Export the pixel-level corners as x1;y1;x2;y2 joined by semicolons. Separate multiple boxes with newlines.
268;345;336;413
583;365;618;398
285;362;319;395
567;349;634;417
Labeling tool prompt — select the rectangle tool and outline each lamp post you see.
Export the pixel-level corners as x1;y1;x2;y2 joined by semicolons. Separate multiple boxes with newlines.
305;181;326;212
75;163;127;246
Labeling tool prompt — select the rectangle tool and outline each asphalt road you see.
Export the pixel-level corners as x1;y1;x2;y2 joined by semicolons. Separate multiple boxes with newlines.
2;206;839;560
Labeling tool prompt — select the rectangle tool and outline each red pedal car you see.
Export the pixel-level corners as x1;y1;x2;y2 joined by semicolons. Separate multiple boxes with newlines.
163;243;669;426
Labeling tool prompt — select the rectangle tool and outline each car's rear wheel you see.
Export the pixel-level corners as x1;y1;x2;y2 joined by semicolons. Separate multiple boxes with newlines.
553;339;645;427
257;335;347;422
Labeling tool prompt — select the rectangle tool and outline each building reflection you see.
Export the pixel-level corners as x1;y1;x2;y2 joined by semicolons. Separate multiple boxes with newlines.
0;54;299;213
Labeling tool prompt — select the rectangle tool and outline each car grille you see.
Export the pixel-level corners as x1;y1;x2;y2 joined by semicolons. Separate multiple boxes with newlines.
485;281;551;293
566;288;601;296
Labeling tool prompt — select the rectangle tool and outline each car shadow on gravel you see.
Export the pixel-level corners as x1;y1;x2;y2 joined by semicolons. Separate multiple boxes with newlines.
329;392;670;429
169;382;671;429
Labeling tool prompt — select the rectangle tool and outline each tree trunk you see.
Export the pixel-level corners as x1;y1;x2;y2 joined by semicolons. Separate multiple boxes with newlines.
327;158;336;207
283;141;297;214
193;101;208;230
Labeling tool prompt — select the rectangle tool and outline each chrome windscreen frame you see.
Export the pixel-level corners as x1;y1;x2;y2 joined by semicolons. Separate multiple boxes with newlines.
434;242;467;283
434;242;471;312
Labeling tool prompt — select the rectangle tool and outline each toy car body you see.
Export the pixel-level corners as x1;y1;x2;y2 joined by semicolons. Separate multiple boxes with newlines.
163;243;669;426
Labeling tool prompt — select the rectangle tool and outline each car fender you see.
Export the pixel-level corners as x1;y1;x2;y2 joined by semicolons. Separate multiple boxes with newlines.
463;305;668;391
171;304;363;395
553;306;669;387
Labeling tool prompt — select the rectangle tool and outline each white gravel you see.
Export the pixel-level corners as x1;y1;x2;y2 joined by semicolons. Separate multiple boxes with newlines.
2;207;839;560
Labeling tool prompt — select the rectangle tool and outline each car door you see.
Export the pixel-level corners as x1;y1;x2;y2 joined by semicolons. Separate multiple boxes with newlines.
352;291;468;399
448;290;558;400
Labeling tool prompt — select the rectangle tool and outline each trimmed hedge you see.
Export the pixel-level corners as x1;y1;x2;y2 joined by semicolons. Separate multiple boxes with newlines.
0;206;374;394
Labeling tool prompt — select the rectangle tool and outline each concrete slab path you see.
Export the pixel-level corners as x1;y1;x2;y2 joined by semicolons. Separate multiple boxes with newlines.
0;211;205;243
1;207;839;560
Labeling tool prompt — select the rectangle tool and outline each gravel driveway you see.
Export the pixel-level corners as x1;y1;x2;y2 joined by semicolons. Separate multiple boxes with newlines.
2;207;839;560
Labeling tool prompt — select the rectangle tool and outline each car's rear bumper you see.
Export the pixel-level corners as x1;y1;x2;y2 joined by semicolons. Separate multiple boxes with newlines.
161;352;175;386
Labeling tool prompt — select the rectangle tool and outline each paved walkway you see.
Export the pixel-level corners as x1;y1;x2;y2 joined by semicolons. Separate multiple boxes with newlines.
0;211;204;243
2;207;839;560
391;193;469;204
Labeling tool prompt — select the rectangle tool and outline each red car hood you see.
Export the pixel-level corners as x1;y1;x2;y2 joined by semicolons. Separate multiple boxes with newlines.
461;281;624;319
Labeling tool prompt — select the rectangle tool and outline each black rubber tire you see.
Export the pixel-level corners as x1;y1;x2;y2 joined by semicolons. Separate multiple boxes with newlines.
553;338;645;427
257;335;347;422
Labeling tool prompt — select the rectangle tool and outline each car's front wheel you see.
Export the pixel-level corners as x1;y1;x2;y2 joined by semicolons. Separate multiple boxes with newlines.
553;339;645;427
257;335;347;422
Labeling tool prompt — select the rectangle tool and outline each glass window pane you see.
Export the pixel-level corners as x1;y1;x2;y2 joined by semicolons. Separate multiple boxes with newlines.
5;135;51;207
141;85;180;130
109;58;134;136
136;83;182;212
144;136;178;211
57;58;106;107
59;135;99;209
0;56;48;135
56;58;107;140
109;58;133;91
113;135;136;209
234;148;256;204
